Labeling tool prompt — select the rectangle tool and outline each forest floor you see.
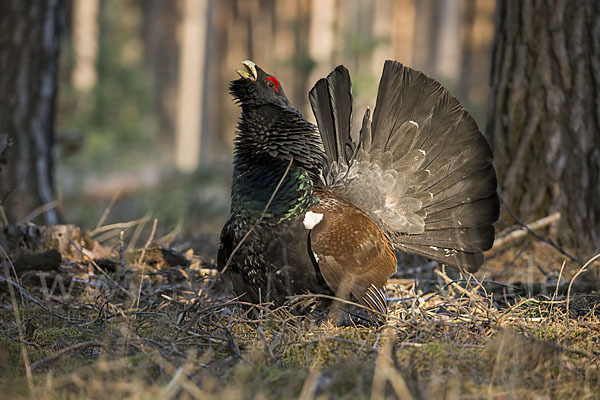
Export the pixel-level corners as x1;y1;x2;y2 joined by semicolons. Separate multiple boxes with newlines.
0;221;599;399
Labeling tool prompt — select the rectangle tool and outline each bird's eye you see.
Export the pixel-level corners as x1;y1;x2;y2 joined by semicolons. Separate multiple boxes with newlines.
265;76;279;93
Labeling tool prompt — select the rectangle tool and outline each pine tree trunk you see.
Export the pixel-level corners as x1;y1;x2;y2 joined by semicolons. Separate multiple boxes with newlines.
0;0;65;225
487;0;600;259
72;0;99;91
140;0;180;142
174;0;208;172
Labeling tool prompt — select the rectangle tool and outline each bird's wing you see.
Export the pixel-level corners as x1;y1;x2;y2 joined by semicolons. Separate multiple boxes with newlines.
309;61;499;272
308;188;396;317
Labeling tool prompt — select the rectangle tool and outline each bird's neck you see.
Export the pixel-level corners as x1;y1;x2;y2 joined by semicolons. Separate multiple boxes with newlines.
231;105;324;223
231;159;316;223
234;105;325;183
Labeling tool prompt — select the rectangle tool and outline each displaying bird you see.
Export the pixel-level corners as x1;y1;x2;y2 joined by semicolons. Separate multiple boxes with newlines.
217;60;499;318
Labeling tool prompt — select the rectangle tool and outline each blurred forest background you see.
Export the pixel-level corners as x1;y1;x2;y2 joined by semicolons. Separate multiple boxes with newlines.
1;0;598;263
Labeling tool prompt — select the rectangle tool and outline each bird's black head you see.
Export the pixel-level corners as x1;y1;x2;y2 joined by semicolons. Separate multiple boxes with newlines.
230;60;326;185
229;61;292;109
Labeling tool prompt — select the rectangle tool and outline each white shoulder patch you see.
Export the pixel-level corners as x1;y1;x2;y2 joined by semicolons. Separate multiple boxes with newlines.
303;211;323;229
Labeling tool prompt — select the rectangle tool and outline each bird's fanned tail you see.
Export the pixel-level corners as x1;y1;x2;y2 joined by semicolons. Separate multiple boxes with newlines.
310;60;499;272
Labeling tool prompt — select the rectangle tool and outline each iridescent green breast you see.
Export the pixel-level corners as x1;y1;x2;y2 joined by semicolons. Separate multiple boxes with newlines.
231;162;316;224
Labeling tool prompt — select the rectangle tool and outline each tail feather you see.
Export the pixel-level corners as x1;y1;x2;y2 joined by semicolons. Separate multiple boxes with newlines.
426;195;500;230
309;65;354;180
423;165;497;214
395;244;484;273
359;107;372;152
371;66;445;153
310;60;499;271
398;225;495;253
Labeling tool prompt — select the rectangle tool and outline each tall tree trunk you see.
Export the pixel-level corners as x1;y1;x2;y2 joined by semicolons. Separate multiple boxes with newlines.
487;0;600;259
72;0;99;91
457;0;476;100
140;0;180;143
0;0;65;225
308;0;335;85
174;0;208;172
392;0;415;66
412;0;437;74
433;0;461;82
290;0;313;114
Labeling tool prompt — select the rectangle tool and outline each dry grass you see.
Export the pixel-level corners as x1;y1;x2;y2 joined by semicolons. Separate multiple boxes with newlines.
0;236;599;399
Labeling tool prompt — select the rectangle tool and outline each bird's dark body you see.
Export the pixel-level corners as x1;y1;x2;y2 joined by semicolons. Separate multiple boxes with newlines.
218;60;499;318
217;209;332;306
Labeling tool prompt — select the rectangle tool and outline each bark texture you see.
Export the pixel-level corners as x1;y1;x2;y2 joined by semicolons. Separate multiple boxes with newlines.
487;0;600;259
0;0;64;225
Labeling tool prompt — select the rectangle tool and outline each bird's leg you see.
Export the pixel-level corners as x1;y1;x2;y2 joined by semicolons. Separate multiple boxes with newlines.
281;244;292;296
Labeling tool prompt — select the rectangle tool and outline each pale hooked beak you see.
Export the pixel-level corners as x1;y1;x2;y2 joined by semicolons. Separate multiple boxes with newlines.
236;60;257;82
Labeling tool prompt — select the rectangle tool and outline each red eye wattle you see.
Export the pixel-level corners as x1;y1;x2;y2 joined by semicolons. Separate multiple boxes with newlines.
266;76;279;93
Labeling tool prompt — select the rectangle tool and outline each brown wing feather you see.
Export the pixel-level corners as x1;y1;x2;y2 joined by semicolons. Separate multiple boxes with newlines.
309;187;396;314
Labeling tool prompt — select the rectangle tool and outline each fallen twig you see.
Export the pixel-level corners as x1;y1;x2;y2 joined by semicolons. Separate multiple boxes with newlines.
90;216;151;237
493;212;560;249
497;192;577;262
134;218;158;310
30;341;105;373
95;189;122;230
0;267;86;322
